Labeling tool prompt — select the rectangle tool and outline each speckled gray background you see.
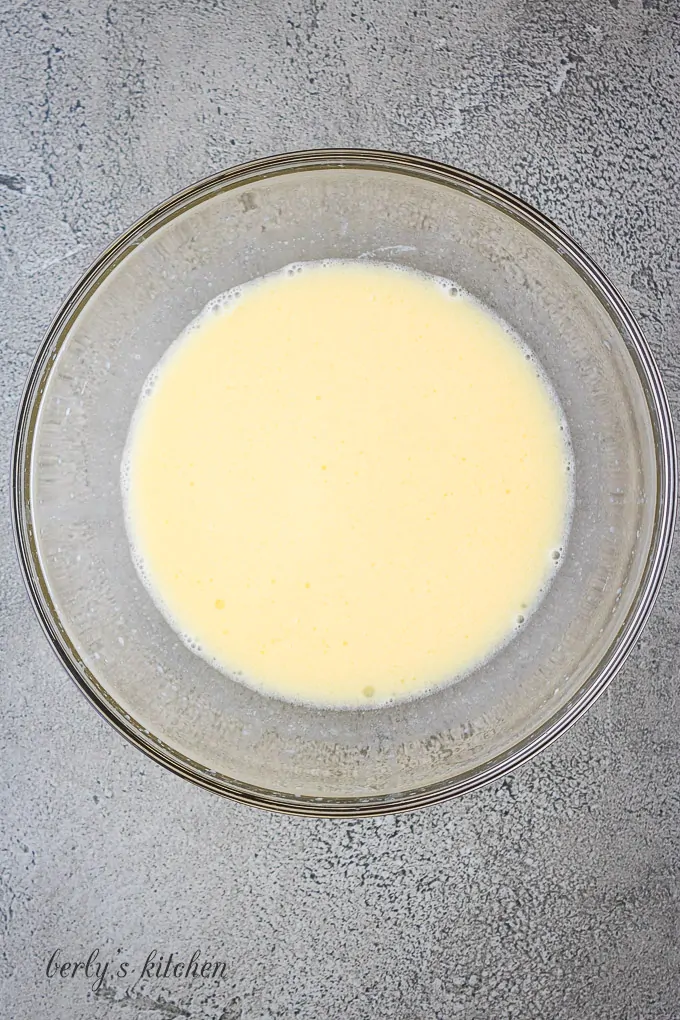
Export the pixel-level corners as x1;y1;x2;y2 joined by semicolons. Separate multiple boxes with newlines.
1;1;679;1017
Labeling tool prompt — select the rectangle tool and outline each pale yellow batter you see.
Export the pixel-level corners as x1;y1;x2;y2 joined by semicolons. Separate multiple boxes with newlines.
123;261;571;707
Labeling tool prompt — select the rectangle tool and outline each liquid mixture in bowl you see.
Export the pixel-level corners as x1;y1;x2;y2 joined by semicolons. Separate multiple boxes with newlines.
122;260;572;708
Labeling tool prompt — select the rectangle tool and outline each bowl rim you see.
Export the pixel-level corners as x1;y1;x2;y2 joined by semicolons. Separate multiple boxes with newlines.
11;147;677;817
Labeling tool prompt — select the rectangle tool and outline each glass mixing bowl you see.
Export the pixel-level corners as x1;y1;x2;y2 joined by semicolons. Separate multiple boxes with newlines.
12;150;676;816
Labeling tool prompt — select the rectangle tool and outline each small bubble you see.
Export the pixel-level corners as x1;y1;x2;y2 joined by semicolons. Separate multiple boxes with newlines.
552;550;561;561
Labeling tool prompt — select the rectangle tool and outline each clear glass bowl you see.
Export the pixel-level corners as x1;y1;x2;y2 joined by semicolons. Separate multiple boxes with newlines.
12;150;676;816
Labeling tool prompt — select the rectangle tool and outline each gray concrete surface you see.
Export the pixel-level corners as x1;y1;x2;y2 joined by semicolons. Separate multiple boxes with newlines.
1;0;680;1017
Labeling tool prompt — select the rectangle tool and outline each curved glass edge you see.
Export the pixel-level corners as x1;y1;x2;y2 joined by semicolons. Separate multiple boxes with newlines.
11;148;678;817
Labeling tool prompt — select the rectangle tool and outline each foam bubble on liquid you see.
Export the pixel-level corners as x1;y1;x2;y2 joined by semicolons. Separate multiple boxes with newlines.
433;276;461;300
204;285;244;317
